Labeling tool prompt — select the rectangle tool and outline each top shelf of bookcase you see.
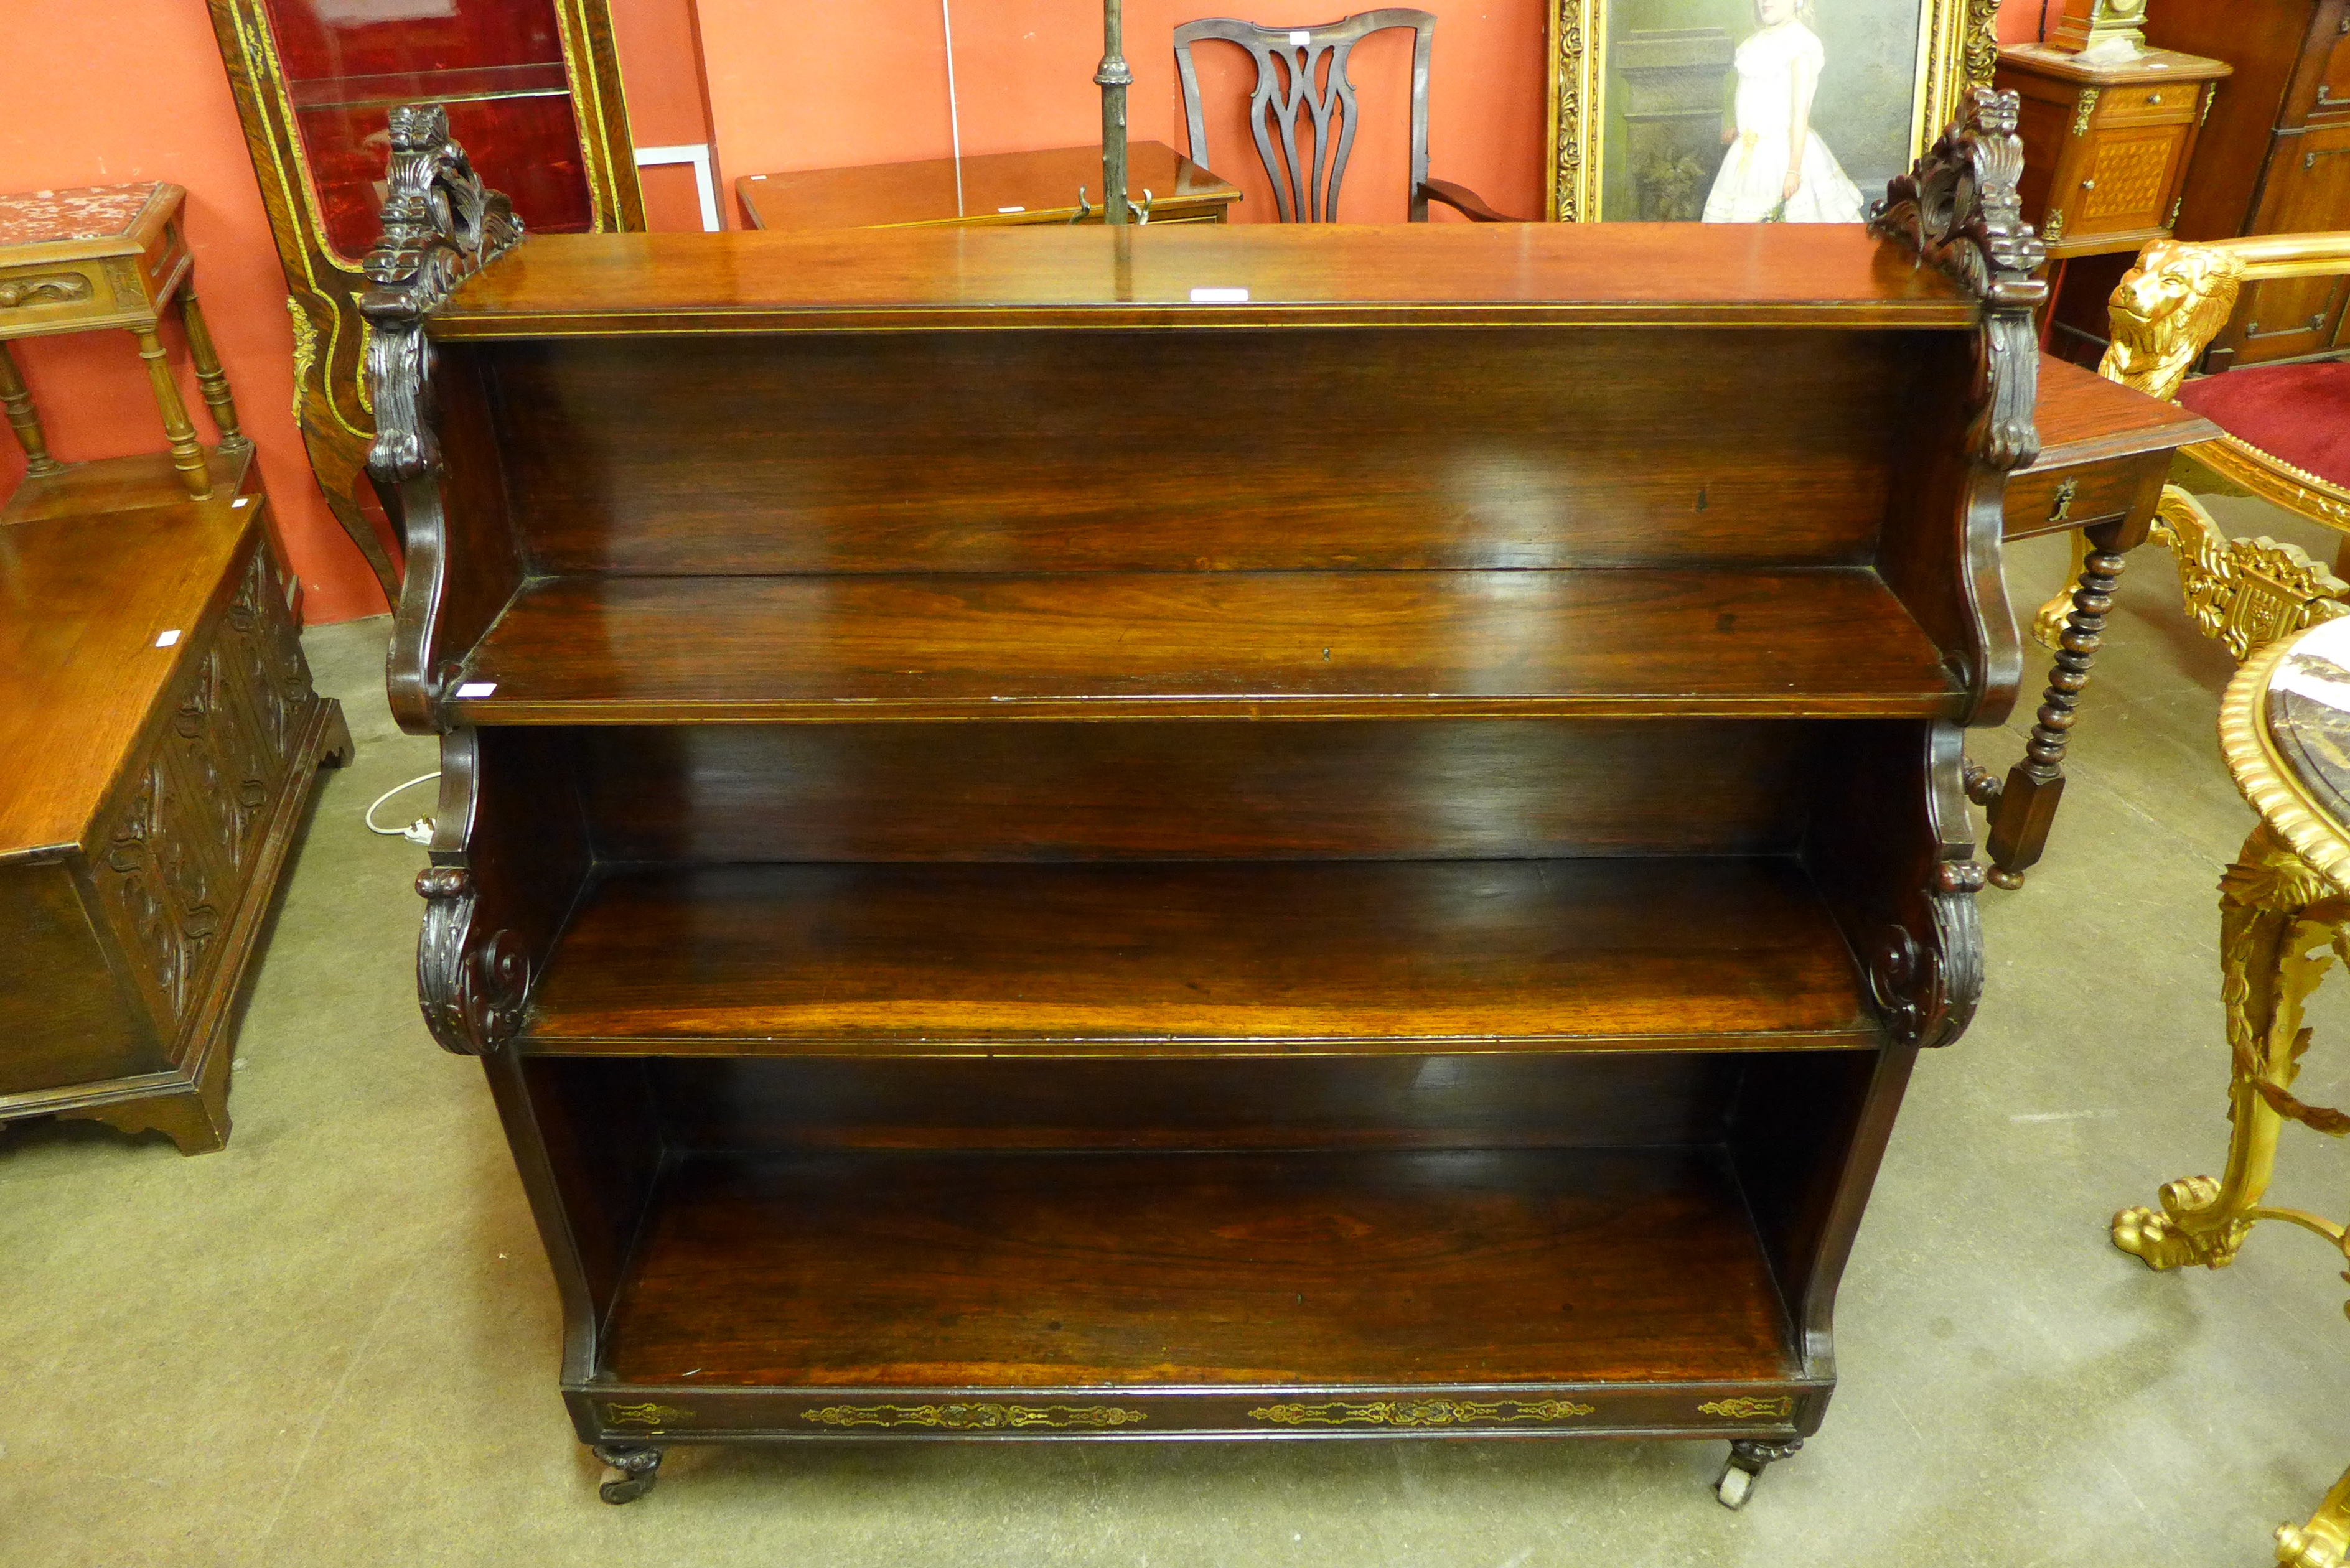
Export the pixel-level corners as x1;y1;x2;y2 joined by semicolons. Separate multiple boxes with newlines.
426;223;1982;338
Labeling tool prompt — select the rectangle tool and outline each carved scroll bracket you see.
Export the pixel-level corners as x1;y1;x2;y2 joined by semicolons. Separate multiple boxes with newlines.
360;103;520;486
1870;859;1986;1050
362;104;521;726
1870;85;2048;474
416;864;529;1055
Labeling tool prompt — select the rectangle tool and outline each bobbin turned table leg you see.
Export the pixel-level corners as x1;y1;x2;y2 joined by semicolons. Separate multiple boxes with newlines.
1978;520;2128;888
177;276;249;454
134;323;211;498
0;340;63;476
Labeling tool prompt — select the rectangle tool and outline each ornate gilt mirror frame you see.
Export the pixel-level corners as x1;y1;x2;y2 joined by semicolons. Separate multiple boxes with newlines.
1544;0;2002;221
206;0;644;602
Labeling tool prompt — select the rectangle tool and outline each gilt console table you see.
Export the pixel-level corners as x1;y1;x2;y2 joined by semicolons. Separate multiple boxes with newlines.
0;182;248;500
373;93;2039;1507
2112;612;2350;1568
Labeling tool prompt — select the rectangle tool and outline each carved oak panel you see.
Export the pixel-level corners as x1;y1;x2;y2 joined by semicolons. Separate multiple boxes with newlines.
173;640;276;878
221;541;316;772
95;748;229;1038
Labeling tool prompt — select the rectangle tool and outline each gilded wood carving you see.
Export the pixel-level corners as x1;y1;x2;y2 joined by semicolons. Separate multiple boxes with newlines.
2155;488;2349;663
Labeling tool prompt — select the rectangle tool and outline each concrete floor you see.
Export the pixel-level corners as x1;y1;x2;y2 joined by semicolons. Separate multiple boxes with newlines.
9;500;2350;1566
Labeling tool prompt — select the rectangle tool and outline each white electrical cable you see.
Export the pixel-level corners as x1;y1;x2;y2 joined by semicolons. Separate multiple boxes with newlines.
365;771;442;844
942;0;965;217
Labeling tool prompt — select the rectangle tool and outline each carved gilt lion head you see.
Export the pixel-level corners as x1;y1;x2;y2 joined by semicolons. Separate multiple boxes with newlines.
2099;241;2247;403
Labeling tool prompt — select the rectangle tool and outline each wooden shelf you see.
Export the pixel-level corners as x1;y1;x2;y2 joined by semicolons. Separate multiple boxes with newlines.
521;858;1879;1055
601;1146;1800;1389
456;569;1957;722
429;222;1978;338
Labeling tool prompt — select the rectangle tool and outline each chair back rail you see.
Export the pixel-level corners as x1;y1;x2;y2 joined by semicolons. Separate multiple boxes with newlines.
1174;9;1434;223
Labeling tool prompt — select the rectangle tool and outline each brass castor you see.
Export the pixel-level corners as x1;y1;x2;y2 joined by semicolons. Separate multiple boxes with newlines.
1714;1437;1802;1510
593;1443;663;1505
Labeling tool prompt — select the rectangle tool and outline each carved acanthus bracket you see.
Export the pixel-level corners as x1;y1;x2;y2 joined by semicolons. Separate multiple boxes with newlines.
1870;85;2047;473
360;103;520;489
1869;859;1986;1051
416;864;530;1055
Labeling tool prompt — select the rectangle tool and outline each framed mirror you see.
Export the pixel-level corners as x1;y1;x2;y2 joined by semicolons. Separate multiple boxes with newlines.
1545;0;2000;220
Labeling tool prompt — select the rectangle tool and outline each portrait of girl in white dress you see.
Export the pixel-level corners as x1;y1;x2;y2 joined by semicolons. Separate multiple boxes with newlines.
1703;0;1868;223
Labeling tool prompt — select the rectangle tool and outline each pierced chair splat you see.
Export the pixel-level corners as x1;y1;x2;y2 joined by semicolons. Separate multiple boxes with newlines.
1173;9;1522;223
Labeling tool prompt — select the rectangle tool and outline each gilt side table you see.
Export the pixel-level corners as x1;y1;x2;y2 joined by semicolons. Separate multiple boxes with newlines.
0;182;249;500
2110;612;2350;1567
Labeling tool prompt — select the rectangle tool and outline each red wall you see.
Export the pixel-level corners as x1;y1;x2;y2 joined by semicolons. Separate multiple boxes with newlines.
0;0;2052;623
697;0;1552;226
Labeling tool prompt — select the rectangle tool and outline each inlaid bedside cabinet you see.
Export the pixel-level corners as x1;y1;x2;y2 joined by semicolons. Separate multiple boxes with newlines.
372;95;2039;1508
0;450;352;1153
1998;40;2231;359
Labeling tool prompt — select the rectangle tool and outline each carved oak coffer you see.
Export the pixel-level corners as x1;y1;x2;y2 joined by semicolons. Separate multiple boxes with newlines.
375;94;2038;1506
0;450;352;1154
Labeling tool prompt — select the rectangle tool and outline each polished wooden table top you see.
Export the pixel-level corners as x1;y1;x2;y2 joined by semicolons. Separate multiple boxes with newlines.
736;141;1240;230
432;223;1980;336
2026;352;2221;472
0;449;262;859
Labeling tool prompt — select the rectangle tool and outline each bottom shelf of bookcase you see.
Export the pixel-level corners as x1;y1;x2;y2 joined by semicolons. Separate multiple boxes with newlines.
567;1143;1828;1442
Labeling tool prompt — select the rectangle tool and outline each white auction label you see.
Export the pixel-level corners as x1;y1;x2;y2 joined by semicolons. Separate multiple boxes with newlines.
154;629;181;648
1189;287;1250;303
454;681;498;698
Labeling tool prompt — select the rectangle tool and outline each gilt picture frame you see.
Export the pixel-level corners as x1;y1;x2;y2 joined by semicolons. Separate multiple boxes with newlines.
1545;0;2000;221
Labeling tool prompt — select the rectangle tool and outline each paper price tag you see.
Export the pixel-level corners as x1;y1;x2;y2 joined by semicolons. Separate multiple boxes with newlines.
1189;287;1250;303
154;629;181;648
454;681;498;699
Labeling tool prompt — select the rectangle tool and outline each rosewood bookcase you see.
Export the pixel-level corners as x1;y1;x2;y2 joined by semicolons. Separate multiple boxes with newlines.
367;96;2043;1507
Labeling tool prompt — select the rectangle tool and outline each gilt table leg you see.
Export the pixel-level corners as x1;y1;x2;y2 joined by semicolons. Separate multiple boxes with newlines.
2280;1463;2350;1568
2112;821;2350;1269
0;340;63;477
134;324;211;498
1980;523;2128;889
177;276;251;455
